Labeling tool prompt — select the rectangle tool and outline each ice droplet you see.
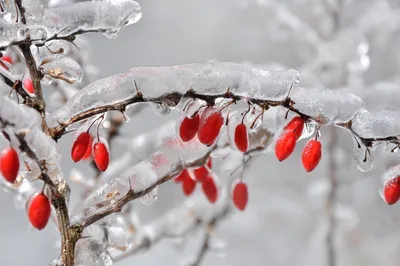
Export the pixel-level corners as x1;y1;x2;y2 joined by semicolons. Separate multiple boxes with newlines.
75;239;113;266
40;55;83;84
140;187;158;205
352;136;374;172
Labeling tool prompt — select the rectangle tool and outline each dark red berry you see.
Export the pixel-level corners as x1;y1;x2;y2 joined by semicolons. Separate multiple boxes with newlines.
232;182;248;211
27;192;51;230
179;115;200;142
198;107;224;146
71;132;91;163
234;123;248;152
384;176;400;205
202;176;218;203
182;171;196;196
284;117;304;140
0;147;19;183
302;139;322;172
93;142;109;171
275;131;297;162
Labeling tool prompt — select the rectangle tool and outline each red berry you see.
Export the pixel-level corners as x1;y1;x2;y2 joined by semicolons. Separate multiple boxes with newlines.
182;171;196;195
232;182;248;211
284;117;304;140
23;79;35;94
0;147;19;183
27;192;51;230
179;115;200;142
71;132;91;162
1;56;12;64
193;166;208;182
234;123;248;152
198;107;224;146
82;134;93;160
174;169;188;183
207;157;212;169
93;142;109;171
302;139;322;172
202;176;218;203
383;176;400;205
275;131;297;162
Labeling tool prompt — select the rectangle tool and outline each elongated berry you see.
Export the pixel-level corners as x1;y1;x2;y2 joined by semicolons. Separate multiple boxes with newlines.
27;192;51;230
193;166;208;182
93;142;109;171
71;132;91;162
82;134;93;160
232;182;248;211
383;176;400;205
284;117;304;140
174;169;189;183
234;123;248;152
0;147;19;183
198;107;224;146
202;176;218;203
23;79;35;94
302;139;322;172
182;171;196;195
179;115;200;142
275;131;297;162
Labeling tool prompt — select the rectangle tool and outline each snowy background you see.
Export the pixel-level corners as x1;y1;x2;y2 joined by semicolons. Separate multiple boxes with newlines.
2;0;400;265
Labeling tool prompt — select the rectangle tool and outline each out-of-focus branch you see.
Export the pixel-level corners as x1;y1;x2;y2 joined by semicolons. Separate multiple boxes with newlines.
80;148;214;229
326;129;338;266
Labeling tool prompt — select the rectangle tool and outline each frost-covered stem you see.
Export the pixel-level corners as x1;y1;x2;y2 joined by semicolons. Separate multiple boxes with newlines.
326;129;337;266
190;208;228;266
14;0;27;24
18;43;49;133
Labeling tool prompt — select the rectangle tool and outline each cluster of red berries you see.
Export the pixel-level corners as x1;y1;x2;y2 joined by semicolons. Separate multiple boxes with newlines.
179;105;250;153
71;131;109;171
173;157;249;211
275;116;322;172
174;158;218;203
1;56;34;94
0;147;51;230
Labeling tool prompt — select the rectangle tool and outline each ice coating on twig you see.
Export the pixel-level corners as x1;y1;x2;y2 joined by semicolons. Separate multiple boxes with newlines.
290;87;365;124
0;0;142;48
42;0;142;38
49;62;299;123
351;109;400;138
0;97;41;131
75;239;113;266
39;55;83;84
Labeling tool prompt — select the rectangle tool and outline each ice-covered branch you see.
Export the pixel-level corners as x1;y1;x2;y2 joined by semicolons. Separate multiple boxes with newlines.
0;0;142;50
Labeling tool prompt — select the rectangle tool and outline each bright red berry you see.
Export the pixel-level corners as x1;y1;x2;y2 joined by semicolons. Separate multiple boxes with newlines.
383;176;400;205
93;142;109;171
302;139;322;172
71;132;91;163
82;134;93;160
174;169;188;183
23;79;35;94
193;166;208;182
198;107;224;146
232;182;248;211
27;192;51;230
179;115;200;142
234;123;248;152
0;147;19;183
284;117;304;140
1;56;12;64
182;171;196;196
207;157;212;169
202;176;218;203
275;131;297;162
